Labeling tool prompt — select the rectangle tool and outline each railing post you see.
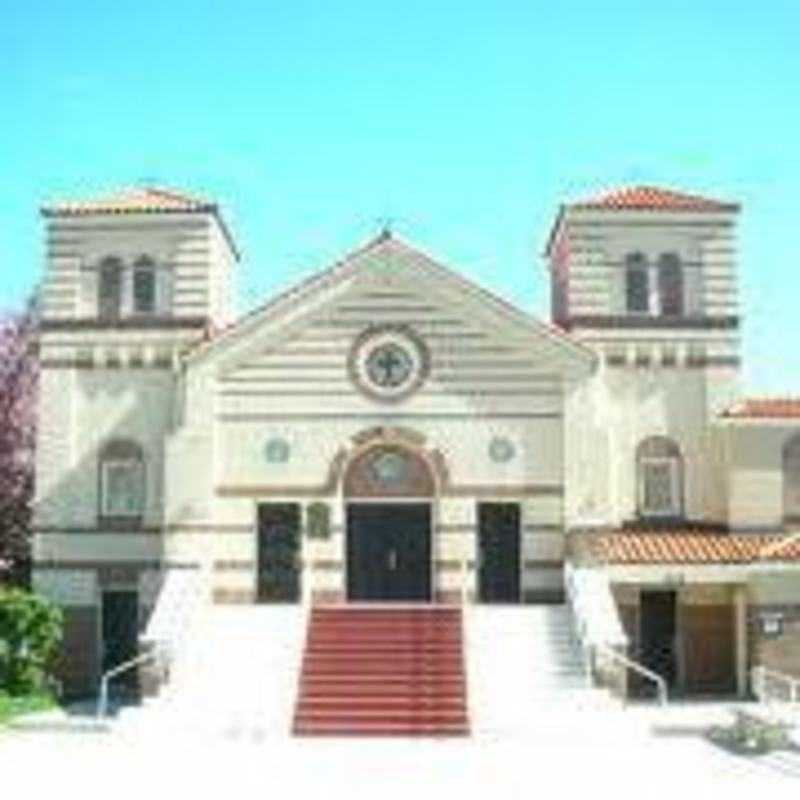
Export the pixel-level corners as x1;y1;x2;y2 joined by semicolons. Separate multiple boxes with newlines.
97;680;107;719
621;653;628;709
752;665;762;701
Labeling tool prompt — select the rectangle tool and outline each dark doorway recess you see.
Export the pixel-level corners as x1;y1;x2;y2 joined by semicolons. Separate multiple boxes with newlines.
257;503;301;602
346;503;431;602
639;590;678;693
477;503;521;604
101;590;139;696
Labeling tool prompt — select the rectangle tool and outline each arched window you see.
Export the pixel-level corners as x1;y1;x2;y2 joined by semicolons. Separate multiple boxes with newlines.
636;436;683;518
783;434;800;522
132;256;157;314
625;252;649;313
99;439;146;519
98;257;123;320
658;252;684;316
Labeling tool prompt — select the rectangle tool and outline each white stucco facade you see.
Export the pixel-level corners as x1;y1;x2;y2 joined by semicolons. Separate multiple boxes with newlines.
29;185;800;696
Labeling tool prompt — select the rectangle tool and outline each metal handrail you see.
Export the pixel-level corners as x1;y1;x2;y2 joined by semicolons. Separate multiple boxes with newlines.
591;643;669;706
96;650;159;719
564;566;667;706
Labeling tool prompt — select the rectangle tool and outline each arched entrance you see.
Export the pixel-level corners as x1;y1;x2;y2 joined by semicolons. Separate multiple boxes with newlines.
343;444;435;602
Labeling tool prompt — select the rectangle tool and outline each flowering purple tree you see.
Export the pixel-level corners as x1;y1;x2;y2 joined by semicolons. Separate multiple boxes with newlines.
0;296;39;587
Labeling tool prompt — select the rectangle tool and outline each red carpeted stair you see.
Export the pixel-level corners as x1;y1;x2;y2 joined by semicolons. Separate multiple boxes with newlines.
292;605;469;737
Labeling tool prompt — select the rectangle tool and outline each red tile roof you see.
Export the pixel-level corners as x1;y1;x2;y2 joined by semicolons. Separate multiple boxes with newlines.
544;185;739;255
583;530;800;564
41;186;216;216
41;186;240;260
721;399;800;420
569;185;739;212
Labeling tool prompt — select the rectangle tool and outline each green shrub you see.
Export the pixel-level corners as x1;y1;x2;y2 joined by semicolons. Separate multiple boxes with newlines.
0;691;57;724
708;713;791;755
0;588;63;696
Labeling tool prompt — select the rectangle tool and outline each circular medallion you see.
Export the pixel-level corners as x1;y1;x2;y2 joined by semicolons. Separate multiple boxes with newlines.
489;437;516;464
348;325;430;403
264;437;290;464
366;343;414;388
370;450;410;485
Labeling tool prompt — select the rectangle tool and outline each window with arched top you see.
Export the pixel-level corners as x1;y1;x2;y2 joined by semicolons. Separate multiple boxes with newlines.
658;252;684;316
99;439;146;520
625;252;650;313
636;436;684;518
98;257;123;320
783;434;800;522
132;256;158;314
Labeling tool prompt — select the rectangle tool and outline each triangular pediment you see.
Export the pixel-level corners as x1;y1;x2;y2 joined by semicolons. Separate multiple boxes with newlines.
187;234;595;383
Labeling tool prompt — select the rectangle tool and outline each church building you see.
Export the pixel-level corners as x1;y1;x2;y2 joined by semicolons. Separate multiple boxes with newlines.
30;185;800;719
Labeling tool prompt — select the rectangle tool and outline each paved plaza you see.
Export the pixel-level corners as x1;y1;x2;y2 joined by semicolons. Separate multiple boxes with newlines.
4;700;800;794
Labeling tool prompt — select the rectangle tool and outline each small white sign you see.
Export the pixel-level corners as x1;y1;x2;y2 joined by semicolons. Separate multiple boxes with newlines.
760;613;783;637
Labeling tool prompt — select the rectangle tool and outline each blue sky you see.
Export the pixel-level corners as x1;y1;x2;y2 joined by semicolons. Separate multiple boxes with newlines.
2;0;799;393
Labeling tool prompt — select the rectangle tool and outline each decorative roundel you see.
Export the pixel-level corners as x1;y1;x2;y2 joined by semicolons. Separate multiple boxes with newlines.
366;343;413;389
264;437;290;464
489;437;516;464
348;325;430;403
370;450;410;485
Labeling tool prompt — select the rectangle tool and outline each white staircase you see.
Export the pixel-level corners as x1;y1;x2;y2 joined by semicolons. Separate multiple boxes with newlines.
114;605;306;743
134;566;211;690
112;602;633;744
467;604;619;739
140;566;211;656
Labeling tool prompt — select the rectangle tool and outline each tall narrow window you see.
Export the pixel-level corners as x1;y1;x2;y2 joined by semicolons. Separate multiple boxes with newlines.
99;439;146;521
625;252;649;313
133;257;157;314
783;434;800;522
98;258;123;320
636;436;683;518
658;253;684;316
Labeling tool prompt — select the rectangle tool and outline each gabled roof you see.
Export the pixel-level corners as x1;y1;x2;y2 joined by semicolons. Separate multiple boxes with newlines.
41;186;240;259
569;185;739;212
544;184;739;256
41;186;216;216
721;398;800;420
187;230;393;361
186;230;595;372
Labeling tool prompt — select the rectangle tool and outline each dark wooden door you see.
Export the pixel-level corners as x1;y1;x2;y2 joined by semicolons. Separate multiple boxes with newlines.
257;503;301;602
347;503;431;601
478;503;521;603
639;591;678;690
101;590;139;692
682;604;736;695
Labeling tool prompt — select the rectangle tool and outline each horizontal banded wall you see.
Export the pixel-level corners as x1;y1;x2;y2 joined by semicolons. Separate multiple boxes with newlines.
553;210;739;322
161;496;566;606
40;211;235;326
214;279;568;417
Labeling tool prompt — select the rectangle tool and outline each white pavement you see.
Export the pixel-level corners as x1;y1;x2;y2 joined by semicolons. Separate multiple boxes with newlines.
3;604;800;791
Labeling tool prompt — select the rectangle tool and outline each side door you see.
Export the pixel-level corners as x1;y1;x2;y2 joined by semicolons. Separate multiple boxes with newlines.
101;590;140;693
477;503;521;603
257;503;301;602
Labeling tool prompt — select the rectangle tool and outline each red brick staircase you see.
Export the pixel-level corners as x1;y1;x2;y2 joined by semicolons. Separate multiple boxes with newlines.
292;605;469;736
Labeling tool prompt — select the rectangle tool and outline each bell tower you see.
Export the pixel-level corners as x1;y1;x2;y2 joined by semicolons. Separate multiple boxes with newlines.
39;186;238;334
34;186;239;532
546;185;742;527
